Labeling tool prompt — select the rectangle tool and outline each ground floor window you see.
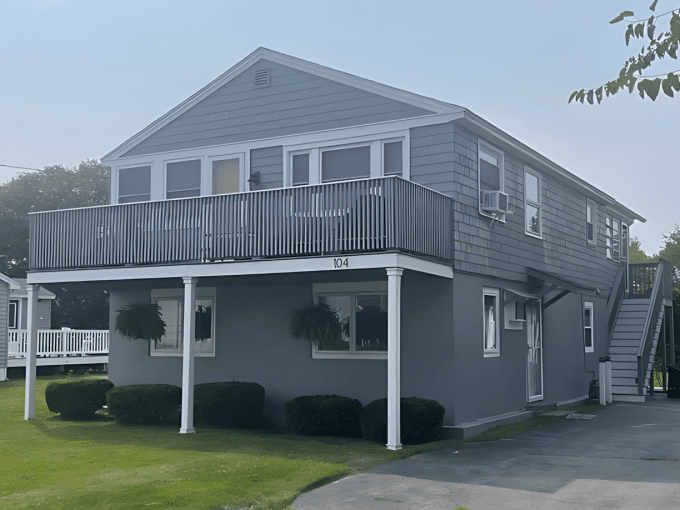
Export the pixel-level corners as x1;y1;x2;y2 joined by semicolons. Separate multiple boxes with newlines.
150;288;216;357
8;299;18;329
312;282;388;359
584;301;594;353
483;288;500;357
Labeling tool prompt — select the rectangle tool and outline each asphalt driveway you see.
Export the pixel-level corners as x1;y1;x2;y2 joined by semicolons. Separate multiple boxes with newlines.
292;397;680;510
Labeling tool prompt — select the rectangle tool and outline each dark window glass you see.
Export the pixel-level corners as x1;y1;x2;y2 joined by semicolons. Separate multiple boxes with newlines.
8;300;18;329
355;295;387;351
293;153;310;186
383;141;403;176
119;166;151;203
167;160;201;199
480;159;500;191
322;146;370;182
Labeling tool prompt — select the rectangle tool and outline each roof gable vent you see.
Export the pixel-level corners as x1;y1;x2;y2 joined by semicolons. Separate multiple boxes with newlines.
254;69;270;89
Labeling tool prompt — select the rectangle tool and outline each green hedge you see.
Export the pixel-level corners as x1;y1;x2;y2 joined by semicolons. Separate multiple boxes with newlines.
106;384;181;424
194;382;265;428
284;395;363;437
45;378;114;418
360;397;445;445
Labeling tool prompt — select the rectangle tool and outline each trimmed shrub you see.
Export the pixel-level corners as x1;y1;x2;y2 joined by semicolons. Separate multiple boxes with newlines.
106;384;181;424
45;378;114;418
194;382;265;428
284;395;363;437
360;397;445;445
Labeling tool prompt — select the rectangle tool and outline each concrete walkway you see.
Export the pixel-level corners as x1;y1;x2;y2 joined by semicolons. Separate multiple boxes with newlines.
292;397;680;510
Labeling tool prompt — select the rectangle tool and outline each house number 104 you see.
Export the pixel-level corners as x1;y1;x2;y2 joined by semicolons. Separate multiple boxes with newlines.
333;258;349;268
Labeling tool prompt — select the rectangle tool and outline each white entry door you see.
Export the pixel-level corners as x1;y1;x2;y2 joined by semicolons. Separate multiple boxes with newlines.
527;299;544;402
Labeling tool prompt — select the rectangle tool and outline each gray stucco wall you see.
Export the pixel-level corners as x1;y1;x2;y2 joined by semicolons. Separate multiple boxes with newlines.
19;298;51;329
123;59;434;157
0;282;8;370
250;146;283;191
107;272;458;427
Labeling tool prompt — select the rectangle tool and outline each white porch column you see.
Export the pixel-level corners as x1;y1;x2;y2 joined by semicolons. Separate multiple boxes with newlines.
386;267;403;450
24;284;39;420
180;277;197;434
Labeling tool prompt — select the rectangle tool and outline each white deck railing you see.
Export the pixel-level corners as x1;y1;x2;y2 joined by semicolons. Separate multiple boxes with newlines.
8;329;109;358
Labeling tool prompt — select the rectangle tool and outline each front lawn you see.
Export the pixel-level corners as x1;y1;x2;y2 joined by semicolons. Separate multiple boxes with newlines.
0;375;460;510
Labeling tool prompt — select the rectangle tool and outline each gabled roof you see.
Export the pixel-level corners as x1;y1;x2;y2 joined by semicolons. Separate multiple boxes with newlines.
9;278;56;299
0;273;20;290
103;47;463;161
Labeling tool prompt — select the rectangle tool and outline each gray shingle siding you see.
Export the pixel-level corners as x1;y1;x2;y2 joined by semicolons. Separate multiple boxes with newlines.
20;298;51;330
250;146;283;191
123;60;434;157
448;122;619;292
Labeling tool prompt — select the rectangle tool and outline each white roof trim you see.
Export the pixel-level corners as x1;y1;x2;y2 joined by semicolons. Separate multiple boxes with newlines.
457;111;645;224
0;273;20;290
103;47;463;160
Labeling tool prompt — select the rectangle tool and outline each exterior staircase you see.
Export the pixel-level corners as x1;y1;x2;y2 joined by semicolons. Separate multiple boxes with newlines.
610;298;665;402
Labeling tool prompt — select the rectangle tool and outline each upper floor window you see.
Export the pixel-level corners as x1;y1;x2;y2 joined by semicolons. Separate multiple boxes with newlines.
119;165;151;204
586;199;596;245
612;219;620;262
166;159;201;199
524;168;541;238
322;145;370;182
478;141;505;220
383;140;403;176
292;152;310;186
212;157;240;195
605;216;613;260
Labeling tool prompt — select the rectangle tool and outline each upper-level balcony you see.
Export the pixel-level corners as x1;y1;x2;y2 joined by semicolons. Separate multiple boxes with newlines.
29;176;453;272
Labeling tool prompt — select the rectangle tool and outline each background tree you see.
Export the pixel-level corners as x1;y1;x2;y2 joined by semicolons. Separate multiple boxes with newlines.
0;160;110;328
629;236;658;263
570;1;680;103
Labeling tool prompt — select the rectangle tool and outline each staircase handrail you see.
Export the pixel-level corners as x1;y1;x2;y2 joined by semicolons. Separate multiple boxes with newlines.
606;263;627;353
636;261;665;394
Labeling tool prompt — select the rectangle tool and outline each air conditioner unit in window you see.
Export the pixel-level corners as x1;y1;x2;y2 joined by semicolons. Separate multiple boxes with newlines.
481;190;509;213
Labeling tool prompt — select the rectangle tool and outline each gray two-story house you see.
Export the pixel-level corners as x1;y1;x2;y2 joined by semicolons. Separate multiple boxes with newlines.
23;48;674;447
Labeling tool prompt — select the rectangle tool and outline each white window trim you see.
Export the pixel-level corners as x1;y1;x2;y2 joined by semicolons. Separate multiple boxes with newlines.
612;218;620;263
524;166;542;239
206;152;246;194
311;281;388;360
150;287;217;357
584;301;594;353
478;140;505;223
283;131;409;188
483;287;501;357
604;216;613;261
586;198;596;246
114;163;154;205
8;299;19;330
163;156;203;200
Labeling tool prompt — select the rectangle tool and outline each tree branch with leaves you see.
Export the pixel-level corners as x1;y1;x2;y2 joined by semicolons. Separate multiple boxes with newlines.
570;1;680;103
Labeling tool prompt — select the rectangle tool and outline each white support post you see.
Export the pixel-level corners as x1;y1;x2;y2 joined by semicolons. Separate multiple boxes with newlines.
598;357;607;406
180;277;197;434
24;285;39;420
605;357;613;404
386;267;403;450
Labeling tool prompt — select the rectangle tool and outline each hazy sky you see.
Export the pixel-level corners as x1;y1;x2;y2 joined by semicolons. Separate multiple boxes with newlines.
1;0;678;254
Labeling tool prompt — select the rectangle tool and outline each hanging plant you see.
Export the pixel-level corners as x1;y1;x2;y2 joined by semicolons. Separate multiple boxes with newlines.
290;302;343;347
115;303;166;341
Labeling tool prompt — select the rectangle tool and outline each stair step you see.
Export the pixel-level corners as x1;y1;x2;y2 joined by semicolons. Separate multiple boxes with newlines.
610;339;641;347
616;318;646;326
622;298;651;305
614;325;645;332
610;354;638;363
612;369;638;378
610;361;638;370
610;346;639;355
613;394;646;402
617;311;649;319
612;385;642;395
612;332;644;340
612;377;637;386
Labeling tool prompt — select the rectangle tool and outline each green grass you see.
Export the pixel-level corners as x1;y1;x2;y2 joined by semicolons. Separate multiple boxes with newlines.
0;375;461;510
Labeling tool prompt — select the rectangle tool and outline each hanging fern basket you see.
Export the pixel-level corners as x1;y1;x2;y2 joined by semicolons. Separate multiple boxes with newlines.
115;303;166;341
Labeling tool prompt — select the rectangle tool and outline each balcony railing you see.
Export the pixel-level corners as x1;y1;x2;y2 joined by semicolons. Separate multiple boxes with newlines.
8;329;109;358
29;177;453;271
629;263;658;297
